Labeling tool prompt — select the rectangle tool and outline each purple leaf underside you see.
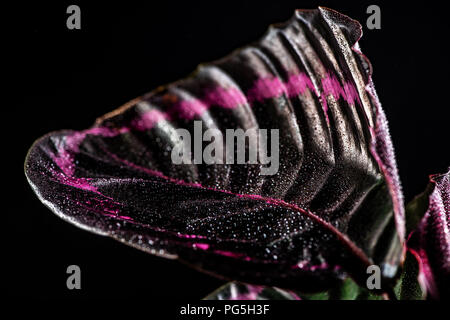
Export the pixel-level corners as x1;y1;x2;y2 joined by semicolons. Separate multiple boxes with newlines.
25;7;405;292
408;169;450;299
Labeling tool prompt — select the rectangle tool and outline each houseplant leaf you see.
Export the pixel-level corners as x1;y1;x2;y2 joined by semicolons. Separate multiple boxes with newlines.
204;282;301;300
25;7;405;293
204;278;385;300
407;169;450;299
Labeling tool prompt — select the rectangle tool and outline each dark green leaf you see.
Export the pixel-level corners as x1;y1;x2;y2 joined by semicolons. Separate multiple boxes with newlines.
394;251;424;300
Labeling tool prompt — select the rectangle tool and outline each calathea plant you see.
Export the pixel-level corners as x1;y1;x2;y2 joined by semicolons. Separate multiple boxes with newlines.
25;7;449;300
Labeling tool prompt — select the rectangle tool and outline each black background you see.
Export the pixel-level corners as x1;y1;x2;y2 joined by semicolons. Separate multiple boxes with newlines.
6;0;449;299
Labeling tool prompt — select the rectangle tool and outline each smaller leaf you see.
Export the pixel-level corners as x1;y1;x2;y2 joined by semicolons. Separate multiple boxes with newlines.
328;278;378;300
205;278;386;300
317;278;383;300
298;290;330;300
394;251;424;300
405;184;434;235
407;169;450;300
204;282;301;300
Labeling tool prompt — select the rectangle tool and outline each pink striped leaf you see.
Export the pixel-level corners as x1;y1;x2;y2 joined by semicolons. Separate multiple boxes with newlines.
25;7;405;293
